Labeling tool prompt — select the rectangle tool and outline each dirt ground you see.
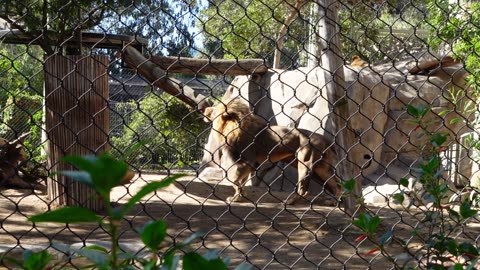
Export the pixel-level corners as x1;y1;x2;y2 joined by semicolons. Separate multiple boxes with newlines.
1;173;479;269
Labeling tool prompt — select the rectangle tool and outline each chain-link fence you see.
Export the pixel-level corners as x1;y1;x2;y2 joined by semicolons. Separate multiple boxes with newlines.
1;0;480;269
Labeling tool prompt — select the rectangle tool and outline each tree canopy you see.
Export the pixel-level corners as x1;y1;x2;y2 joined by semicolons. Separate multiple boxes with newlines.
1;0;196;56
198;0;430;67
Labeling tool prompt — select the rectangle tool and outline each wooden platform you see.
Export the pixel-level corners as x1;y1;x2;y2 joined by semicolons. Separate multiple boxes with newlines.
0;30;147;51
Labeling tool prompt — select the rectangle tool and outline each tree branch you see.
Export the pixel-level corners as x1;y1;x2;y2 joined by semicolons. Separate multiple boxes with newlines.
273;0;308;69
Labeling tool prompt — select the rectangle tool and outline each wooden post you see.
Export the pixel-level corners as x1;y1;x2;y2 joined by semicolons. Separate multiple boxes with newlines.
318;0;362;216
44;55;109;211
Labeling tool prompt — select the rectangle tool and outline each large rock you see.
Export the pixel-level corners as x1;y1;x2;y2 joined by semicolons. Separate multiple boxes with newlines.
200;55;473;200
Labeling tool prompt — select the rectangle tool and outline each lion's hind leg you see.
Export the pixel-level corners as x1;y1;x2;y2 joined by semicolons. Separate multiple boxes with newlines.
225;161;253;203
286;158;312;205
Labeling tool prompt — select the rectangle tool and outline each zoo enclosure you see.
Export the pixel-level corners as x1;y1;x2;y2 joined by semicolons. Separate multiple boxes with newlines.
0;1;480;269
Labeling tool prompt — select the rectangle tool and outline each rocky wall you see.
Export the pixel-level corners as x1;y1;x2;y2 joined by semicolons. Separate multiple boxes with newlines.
199;56;473;202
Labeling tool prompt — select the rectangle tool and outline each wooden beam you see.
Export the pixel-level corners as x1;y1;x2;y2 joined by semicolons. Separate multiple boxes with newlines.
122;46;211;110
150;56;268;76
0;30;147;51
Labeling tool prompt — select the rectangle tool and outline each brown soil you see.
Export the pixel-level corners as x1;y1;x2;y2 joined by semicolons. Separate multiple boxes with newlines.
0;174;479;269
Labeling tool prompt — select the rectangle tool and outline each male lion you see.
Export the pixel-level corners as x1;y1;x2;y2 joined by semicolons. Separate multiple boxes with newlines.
203;98;340;204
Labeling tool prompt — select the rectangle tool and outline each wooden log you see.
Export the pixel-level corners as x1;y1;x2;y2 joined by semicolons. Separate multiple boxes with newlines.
122;46;211;111
150;56;268;76
319;0;362;216
0;134;30;189
44;55;109;211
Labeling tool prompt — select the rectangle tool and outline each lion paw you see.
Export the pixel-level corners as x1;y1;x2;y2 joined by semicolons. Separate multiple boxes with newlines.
226;194;243;203
286;192;308;205
286;194;301;205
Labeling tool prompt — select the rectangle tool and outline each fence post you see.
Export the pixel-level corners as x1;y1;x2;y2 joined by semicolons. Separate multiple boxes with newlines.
44;55;109;211
318;0;362;216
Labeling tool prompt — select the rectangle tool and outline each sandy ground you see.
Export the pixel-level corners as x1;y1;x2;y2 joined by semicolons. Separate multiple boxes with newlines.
0;173;479;269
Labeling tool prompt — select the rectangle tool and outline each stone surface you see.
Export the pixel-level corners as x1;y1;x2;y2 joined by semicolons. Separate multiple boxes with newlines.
199;54;474;204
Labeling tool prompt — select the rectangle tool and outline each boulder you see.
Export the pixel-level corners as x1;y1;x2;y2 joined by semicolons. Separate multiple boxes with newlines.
200;54;474;202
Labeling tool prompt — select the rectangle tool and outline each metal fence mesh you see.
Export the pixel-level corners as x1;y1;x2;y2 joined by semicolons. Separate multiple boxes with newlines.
1;0;480;269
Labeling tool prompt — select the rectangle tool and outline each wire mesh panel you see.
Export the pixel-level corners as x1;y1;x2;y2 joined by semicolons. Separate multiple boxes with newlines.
0;0;479;269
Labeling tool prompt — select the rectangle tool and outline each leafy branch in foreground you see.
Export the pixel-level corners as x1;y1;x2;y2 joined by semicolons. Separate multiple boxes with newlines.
349;104;479;269
2;153;250;270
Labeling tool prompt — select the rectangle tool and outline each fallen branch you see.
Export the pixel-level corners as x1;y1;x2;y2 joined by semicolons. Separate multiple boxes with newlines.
121;46;212;110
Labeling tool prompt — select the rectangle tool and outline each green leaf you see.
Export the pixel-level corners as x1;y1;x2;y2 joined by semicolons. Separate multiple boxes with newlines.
448;208;461;222
341;178;356;193
392;193;405;204
438;109;451;116
121;174;185;215
141;220;168;251
452;263;464;270
431;133;448;147
29;206;102;224
160;254;180;270
161;231;204;270
460;201;478;219
459;242;479;256
407;104;419;117
444;238;459;256
203;249;221;261
62;155;99;173
352;213;380;234
419;104;429;117
22;250;53;270
62;154;128;197
421;157;441;174
352;213;369;232
2;256;23;268
75;247;109;267
367;215;381;234
183;252;227;270
83;245;109;254
399;178;409;188
59;171;93;188
450;117;463;124
180;231;204;247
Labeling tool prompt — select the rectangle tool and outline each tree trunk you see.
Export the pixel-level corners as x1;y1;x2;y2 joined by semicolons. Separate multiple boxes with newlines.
318;0;362;216
44;55;109;211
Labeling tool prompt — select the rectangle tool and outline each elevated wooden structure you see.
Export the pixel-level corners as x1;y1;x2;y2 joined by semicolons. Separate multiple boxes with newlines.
0;30;147;51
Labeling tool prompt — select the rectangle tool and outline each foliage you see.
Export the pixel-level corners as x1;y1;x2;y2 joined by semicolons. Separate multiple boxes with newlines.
0;45;43;106
8;154;250;270
0;44;44;161
110;91;209;169
427;1;480;92
199;0;311;67
339;0;429;63
349;105;480;269
2;1;195;55
100;1;197;56
427;0;480;204
199;0;430;66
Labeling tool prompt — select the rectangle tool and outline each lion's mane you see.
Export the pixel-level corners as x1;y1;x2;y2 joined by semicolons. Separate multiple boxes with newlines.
210;99;267;145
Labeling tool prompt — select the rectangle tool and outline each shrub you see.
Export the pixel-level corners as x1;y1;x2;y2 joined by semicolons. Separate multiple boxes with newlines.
348;105;479;269
111;91;209;170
